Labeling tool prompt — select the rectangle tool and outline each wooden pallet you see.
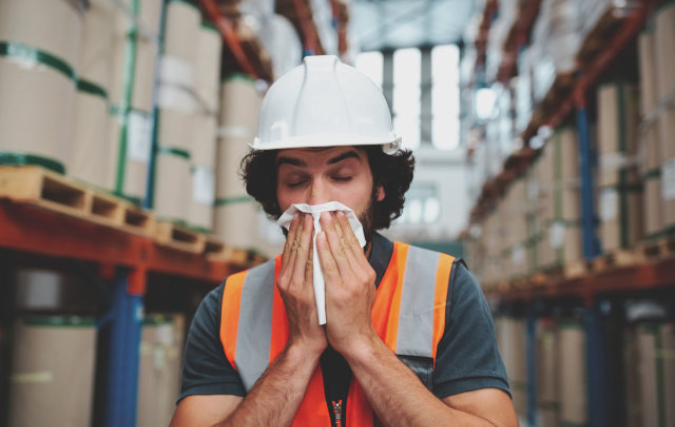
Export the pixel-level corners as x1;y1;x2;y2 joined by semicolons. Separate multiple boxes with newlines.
223;247;252;265
155;222;206;254
204;235;228;261
591;249;643;272
0;166;155;236
638;237;675;261
563;259;591;279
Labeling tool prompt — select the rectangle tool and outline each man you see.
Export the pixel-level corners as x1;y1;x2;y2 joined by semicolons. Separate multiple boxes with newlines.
170;55;517;427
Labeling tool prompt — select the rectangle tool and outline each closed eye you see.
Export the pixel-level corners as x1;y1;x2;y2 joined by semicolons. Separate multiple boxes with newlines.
333;176;352;182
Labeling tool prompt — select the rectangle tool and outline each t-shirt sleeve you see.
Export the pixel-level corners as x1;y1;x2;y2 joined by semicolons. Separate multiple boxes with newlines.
178;282;246;402
432;261;511;399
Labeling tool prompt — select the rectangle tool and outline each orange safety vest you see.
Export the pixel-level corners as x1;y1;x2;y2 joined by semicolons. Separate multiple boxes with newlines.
220;241;456;426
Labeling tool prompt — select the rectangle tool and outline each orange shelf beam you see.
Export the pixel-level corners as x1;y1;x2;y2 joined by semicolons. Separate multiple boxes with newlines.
0;201;230;286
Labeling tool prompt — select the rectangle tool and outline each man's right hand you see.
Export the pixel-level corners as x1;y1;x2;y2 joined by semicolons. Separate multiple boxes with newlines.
277;213;328;357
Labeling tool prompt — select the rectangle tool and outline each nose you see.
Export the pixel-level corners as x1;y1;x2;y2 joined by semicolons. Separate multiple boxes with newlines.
307;178;331;206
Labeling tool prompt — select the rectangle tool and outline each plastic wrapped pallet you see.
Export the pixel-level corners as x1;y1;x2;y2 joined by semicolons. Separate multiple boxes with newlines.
655;2;675;237
639;29;664;240
106;0;163;201
137;314;185;427
8;316;96;427
536;318;560;427
636;322;675;427
559;318;587;427
596;82;643;252
0;0;82;174
214;75;263;250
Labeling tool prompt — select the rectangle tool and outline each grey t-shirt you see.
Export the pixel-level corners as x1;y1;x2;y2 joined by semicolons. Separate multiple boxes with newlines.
178;233;510;402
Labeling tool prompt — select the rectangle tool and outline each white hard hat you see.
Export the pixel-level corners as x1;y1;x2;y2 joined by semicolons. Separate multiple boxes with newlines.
252;55;401;153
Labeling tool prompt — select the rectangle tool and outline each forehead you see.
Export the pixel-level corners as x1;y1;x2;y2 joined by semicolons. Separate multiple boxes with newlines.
275;146;369;166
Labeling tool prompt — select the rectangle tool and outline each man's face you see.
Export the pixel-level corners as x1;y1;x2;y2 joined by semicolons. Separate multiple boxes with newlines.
276;146;385;238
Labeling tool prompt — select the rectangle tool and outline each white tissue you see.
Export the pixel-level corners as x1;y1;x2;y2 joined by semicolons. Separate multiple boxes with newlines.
277;202;367;324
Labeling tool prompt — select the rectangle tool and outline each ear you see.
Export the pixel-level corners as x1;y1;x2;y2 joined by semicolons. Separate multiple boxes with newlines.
375;185;385;202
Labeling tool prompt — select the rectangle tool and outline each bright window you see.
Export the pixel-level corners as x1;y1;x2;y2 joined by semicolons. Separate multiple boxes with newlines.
354;51;383;88
393;48;421;150
431;44;460;150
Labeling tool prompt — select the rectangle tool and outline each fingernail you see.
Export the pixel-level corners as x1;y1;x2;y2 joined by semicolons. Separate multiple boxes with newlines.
336;211;346;217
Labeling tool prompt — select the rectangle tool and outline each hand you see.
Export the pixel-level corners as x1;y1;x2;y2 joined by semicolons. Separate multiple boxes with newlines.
277;213;328;357
316;211;378;356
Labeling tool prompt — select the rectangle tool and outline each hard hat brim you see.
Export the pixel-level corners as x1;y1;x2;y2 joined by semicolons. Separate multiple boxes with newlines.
250;134;402;153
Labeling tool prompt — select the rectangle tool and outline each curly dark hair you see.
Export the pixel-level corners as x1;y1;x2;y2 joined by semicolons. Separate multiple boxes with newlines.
240;146;415;230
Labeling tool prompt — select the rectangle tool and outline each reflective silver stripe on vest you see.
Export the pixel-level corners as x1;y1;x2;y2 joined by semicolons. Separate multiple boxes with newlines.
235;260;276;391
396;246;441;357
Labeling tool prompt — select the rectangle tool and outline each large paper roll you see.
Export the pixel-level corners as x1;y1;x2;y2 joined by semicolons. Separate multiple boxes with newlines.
195;24;223;113
189;113;218;231
193;114;217;168
8;317;96;427
110;8;160;112
188;165;215;231
0;53;76;172
536;319;560;427
216;135;251;199
655;3;675;230
154;148;192;222
164;0;201;64
639;31;663;237
496;317;527;418
70;89;109;188
559;319;587;427
157;107;194;151
79;0;115;90
0;0;82;69
220;76;262;133
213;202;259;250
137;315;185;427
106;109;152;199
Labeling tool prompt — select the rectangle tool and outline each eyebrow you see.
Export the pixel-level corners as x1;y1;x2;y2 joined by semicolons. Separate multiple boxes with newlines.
276;150;362;168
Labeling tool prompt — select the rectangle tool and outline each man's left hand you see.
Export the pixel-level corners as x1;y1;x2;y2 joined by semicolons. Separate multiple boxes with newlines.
316;211;378;356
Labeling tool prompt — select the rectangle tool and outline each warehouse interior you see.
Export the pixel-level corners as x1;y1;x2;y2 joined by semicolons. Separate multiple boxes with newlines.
0;0;674;426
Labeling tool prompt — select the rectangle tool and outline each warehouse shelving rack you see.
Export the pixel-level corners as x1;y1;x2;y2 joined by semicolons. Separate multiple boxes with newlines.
0;197;240;427
467;1;673;427
0;1;265;426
